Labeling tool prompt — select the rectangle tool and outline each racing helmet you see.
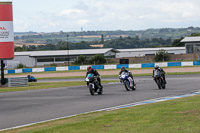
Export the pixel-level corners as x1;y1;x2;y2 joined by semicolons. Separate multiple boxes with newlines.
87;65;93;72
155;65;159;69
121;66;125;71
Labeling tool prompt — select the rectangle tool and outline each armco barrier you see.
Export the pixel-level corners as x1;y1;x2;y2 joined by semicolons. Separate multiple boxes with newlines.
4;61;200;74
80;66;88;70
104;65;116;69
129;64;141;68
8;70;15;74
15;69;22;73
194;61;200;66
45;67;56;71
142;63;154;68
155;62;168;67
68;66;80;70
168;62;181;67
92;65;104;70
117;64;129;69
22;68;32;73
56;67;68;71
32;68;45;72
181;62;193;66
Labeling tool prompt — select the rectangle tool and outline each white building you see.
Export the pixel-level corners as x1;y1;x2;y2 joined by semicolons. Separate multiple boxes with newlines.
7;47;186;69
181;36;200;53
8;48;118;68
116;47;185;58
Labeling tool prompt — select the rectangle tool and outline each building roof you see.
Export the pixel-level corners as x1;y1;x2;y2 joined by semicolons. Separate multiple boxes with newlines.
117;47;185;52
15;48;118;57
181;37;200;43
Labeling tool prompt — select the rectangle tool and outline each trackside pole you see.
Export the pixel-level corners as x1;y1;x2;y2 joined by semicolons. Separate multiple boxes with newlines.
1;60;5;85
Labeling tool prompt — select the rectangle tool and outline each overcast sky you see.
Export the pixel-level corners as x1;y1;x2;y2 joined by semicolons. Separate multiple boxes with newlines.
3;0;200;32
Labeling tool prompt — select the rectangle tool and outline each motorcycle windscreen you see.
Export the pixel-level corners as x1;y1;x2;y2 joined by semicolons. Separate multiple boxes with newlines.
87;73;94;78
154;70;161;77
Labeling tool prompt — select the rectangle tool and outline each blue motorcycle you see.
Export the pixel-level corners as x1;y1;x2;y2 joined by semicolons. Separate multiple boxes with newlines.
119;72;136;91
27;75;37;82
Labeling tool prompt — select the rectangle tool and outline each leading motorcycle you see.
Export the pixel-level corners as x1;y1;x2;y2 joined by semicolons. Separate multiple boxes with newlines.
119;72;136;91
153;70;166;89
85;73;103;95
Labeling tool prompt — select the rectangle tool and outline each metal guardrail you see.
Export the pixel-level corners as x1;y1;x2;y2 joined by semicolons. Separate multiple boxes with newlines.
8;77;28;87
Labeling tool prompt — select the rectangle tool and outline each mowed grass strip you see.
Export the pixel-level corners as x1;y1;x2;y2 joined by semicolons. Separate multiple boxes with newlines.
0;80;118;93
38;71;200;80
2;94;200;133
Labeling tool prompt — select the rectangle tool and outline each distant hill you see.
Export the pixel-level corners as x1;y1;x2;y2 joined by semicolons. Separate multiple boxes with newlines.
14;27;200;45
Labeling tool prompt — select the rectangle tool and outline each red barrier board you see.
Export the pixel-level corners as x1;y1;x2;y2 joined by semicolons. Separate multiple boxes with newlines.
0;2;14;59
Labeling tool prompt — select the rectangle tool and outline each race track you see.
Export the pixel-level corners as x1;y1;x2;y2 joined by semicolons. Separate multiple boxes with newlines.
0;74;200;130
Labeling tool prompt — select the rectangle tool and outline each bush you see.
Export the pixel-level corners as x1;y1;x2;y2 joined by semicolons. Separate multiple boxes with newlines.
89;55;106;65
155;49;169;62
50;63;57;67
16;63;25;69
74;55;87;65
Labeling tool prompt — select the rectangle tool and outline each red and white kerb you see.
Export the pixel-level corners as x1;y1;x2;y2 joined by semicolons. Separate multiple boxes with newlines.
0;2;14;59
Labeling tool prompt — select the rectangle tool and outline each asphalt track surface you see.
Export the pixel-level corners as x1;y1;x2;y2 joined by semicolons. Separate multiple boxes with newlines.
0;75;200;130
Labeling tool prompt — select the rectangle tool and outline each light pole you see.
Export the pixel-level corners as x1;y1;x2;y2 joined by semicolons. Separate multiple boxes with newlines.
1;60;5;85
67;34;69;66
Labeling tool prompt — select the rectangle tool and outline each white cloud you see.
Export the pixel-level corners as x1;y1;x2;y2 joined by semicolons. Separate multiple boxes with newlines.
13;0;200;32
58;9;85;16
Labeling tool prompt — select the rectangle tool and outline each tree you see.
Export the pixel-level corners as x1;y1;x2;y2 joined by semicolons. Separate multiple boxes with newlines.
172;37;184;47
190;32;200;36
155;49;169;62
74;55;87;65
88;55;106;65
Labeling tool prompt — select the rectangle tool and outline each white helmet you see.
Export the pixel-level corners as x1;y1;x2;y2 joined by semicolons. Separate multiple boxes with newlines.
155;65;159;69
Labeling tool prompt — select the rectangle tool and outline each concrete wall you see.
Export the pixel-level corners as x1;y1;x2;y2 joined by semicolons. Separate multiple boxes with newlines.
116;49;186;58
8;55;36;68
107;53;200;64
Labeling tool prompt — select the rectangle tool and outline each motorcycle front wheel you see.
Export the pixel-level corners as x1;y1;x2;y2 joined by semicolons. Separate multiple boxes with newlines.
156;79;162;89
124;80;131;91
89;84;95;95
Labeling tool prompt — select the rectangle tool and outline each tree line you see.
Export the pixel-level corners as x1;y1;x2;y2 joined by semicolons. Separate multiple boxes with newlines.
15;32;200;52
15;36;173;52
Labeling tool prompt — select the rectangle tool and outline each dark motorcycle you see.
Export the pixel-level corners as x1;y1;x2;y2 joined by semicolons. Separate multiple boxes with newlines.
27;75;37;82
153;70;165;89
119;72;136;91
85;73;103;95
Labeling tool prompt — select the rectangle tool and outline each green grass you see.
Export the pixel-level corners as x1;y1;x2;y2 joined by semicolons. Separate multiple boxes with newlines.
0;80;118;93
2;94;200;133
37;71;200;80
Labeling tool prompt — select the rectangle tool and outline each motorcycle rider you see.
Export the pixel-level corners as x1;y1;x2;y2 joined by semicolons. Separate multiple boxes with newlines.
153;65;167;84
86;65;103;89
119;66;134;83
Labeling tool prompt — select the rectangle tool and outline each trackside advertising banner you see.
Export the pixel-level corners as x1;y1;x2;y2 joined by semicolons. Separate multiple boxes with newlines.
0;21;14;42
0;2;14;59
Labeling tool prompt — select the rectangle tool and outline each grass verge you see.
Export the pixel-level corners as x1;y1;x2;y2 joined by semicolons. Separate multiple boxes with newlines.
0;80;118;93
38;71;200;80
2;94;200;133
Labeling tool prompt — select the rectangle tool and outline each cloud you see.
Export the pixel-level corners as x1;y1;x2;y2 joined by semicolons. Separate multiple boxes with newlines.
13;0;200;32
58;9;85;16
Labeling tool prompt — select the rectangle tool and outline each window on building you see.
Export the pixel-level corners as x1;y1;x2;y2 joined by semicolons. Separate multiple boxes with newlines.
186;44;194;53
55;57;68;62
37;58;54;62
